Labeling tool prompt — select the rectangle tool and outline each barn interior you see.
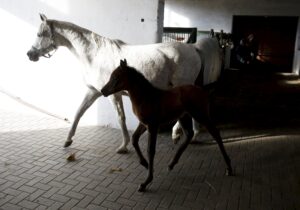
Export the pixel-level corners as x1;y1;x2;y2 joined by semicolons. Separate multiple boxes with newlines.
0;0;299;209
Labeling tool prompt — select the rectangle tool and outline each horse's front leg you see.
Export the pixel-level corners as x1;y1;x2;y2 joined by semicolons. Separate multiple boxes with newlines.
65;87;101;147
169;115;194;170
138;125;158;192
109;93;130;153
132;123;147;168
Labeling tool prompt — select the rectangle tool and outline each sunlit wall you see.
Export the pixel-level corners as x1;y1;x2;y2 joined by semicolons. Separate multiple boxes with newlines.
0;0;163;129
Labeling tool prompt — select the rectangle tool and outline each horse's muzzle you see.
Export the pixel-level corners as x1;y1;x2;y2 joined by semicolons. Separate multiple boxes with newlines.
27;49;39;62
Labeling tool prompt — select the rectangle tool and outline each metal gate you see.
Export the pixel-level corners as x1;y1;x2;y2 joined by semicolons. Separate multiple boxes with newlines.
162;27;197;43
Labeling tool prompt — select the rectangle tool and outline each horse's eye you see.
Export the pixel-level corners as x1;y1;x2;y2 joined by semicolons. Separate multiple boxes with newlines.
37;33;42;38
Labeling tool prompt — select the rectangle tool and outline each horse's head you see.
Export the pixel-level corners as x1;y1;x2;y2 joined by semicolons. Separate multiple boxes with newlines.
101;59;129;97
27;14;57;62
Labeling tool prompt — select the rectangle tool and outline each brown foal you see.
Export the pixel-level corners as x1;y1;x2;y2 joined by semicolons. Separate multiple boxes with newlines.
101;59;232;192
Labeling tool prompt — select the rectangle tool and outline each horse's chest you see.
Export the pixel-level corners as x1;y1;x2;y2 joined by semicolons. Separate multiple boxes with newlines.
132;102;158;125
81;66;111;90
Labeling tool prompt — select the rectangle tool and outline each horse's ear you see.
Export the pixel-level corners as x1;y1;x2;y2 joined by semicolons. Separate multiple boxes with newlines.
40;13;48;22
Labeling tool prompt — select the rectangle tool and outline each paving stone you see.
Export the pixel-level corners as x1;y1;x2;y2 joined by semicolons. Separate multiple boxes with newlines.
1;72;300;210
0;203;22;210
18;200;39;209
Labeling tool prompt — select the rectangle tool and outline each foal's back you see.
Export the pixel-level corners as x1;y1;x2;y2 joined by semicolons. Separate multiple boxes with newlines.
173;85;209;112
155;85;210;124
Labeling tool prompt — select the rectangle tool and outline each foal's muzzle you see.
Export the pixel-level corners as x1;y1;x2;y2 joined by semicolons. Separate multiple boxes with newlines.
101;86;110;97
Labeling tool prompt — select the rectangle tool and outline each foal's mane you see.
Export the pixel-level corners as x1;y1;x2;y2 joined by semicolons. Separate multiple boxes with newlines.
125;65;159;93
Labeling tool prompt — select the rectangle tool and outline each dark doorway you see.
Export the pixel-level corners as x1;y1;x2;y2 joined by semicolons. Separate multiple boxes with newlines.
230;16;298;72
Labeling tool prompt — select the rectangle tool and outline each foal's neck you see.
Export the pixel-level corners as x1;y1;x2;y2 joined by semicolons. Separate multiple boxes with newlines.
127;69;161;104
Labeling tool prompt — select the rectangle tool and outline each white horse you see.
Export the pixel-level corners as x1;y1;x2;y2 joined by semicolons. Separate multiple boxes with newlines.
27;14;222;153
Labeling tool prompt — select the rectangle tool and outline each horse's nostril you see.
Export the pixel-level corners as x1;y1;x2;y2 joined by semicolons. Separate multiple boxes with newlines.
27;50;33;57
26;50;39;61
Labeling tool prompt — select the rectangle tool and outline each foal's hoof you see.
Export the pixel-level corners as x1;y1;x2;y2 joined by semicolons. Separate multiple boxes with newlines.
138;184;146;192
64;140;73;147
226;168;233;176
168;164;174;171
116;146;129;154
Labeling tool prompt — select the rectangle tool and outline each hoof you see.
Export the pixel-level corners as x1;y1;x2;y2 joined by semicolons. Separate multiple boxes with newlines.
64;140;73;147
168;164;174;171
226;168;233;176
190;139;199;144
138;184;146;192
116;146;129;154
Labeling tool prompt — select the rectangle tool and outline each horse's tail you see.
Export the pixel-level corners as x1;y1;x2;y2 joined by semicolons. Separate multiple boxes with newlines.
194;48;205;87
193;38;222;95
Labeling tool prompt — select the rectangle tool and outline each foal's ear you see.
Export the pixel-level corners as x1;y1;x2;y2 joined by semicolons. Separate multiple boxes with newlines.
40;13;48;22
120;59;128;68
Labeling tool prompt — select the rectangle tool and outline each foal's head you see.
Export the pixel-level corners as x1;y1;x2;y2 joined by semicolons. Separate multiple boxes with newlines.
101;59;130;96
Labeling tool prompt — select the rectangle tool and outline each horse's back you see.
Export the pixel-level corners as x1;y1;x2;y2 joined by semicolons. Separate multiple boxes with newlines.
123;42;202;89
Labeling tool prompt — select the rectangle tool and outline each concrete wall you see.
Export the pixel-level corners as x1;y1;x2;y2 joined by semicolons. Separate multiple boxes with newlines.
164;0;300;74
0;0;162;130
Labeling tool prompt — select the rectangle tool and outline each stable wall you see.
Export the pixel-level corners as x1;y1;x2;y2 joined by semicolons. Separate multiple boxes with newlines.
0;0;163;130
164;0;300;74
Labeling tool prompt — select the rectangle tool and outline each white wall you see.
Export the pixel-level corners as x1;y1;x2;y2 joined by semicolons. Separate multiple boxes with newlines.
0;0;162;130
164;0;300;74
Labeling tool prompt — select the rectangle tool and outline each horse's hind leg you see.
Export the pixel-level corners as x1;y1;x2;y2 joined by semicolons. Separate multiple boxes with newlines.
168;115;194;171
110;93;130;153
65;87;101;147
192;119;201;142
132;123;148;169
172;121;182;144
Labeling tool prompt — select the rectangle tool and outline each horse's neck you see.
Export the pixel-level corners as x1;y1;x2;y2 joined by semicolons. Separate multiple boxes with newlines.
51;20;110;64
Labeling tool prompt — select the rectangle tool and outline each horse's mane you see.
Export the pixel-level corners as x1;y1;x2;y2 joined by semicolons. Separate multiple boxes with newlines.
50;19;126;49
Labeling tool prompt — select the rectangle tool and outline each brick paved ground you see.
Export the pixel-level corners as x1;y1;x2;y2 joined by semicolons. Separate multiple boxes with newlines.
1;70;300;210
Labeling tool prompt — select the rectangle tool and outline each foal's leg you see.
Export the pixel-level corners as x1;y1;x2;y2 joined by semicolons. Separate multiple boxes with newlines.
132;123;148;168
65;87;101;147
194;114;233;176
168;115;194;170
138;125;158;192
109;93;130;153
